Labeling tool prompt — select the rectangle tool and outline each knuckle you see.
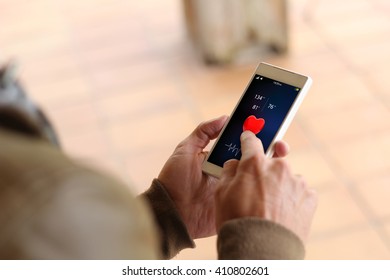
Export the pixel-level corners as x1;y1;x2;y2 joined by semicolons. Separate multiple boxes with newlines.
297;174;307;186
294;174;309;191
192;121;209;140
241;154;262;169
272;158;291;172
223;159;237;169
197;121;207;130
215;184;224;199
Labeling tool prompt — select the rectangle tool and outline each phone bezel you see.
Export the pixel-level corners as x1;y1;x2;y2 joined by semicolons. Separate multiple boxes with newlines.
202;62;312;178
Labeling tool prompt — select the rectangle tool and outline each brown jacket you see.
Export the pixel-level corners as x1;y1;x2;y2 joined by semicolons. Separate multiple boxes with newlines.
0;127;304;259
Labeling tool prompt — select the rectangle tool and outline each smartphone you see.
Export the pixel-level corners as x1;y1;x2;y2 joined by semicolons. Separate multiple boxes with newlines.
202;62;312;178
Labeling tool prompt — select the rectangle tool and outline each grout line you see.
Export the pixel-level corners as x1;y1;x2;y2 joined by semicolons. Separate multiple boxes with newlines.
55;3;135;187
310;222;381;243
297;97;390;253
310;213;390;243
161;58;204;124
132;2;204;124
302;0;390;111
298;0;390;253
57;0;205;189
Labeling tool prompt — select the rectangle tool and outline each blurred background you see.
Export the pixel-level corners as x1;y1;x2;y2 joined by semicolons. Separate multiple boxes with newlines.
1;0;390;259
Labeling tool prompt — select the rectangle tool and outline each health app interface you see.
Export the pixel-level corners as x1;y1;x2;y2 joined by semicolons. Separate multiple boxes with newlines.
207;74;300;167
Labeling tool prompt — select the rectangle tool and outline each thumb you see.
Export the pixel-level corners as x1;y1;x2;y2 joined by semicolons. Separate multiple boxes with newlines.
184;115;228;151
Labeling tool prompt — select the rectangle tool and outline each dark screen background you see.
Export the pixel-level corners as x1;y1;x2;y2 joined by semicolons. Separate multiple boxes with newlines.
208;74;300;167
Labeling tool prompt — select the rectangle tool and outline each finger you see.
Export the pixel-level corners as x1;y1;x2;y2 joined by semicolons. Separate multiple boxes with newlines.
185;115;228;150
239;130;265;162
272;141;290;158
221;159;239;181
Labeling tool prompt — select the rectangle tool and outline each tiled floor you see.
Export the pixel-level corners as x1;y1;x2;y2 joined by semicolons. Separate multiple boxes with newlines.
1;0;390;259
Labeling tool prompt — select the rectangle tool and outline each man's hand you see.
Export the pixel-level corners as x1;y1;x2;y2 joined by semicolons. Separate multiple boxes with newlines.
158;117;290;240
215;131;317;242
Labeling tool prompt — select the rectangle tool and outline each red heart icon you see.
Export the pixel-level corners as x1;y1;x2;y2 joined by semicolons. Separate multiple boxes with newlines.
243;115;265;134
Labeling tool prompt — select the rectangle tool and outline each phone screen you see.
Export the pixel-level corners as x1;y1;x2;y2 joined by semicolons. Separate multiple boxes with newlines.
207;74;301;167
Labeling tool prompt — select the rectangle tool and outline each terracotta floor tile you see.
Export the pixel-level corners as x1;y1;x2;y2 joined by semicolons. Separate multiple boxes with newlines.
332;25;390;52
318;10;390;49
306;227;390;259
312;0;373;20
95;79;182;122
107;107;197;155
26;76;91;107
381;222;390;245
283;119;313;152
3;33;71;62
70;18;152;68
182;64;254;101
64;138;127;186
72;19;145;43
176;236;217;260
123;148;173;194
304;100;390;146
289;25;329;57
356;175;390;218
341;40;390;70
373;0;390;11
285;147;337;189
366;68;390;100
76;38;151;70
20;54;83;84
0;6;66;41
63;0;141;25
194;94;239;121
61;125;107;154
299;74;374;118
78;158;127;187
47;101;100;138
310;181;367;235
327;132;390;180
266;51;349;82
86;59;172;91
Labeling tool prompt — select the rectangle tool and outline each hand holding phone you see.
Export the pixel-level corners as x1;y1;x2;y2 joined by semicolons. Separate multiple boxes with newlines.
202;62;312;178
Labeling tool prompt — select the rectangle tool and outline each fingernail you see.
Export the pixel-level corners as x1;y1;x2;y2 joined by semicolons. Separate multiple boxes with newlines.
241;130;253;141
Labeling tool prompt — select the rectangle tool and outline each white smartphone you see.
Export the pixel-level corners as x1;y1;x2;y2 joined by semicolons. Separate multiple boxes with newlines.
202;62;312;178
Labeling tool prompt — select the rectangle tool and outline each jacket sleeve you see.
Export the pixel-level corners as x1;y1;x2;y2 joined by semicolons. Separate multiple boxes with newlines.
139;179;195;259
217;218;305;259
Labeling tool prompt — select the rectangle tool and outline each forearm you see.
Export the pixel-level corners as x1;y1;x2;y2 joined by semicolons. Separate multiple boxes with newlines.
139;179;195;259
